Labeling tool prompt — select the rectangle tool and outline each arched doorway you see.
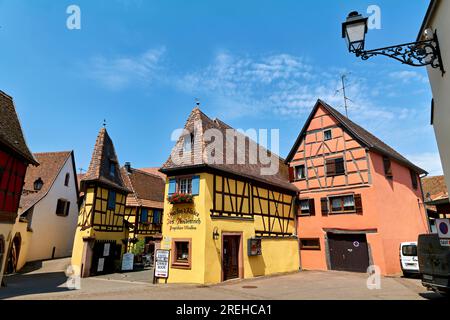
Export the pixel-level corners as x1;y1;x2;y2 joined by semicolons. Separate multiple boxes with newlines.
6;233;22;274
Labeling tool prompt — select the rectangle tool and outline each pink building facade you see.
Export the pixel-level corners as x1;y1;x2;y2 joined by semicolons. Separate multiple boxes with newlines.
286;100;430;275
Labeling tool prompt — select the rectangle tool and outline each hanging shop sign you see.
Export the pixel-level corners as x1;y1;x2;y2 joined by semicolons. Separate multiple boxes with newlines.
155;249;170;279
248;238;262;256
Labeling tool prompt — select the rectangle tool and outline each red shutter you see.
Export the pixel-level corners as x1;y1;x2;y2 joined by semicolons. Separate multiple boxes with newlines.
289;167;295;182
309;199;316;216
355;194;363;215
321;198;329;216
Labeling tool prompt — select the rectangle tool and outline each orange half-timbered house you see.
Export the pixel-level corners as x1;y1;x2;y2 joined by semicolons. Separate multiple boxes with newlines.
286;99;430;275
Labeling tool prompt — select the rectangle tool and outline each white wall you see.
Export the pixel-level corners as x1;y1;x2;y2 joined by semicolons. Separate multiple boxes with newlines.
426;0;450;189
26;156;79;262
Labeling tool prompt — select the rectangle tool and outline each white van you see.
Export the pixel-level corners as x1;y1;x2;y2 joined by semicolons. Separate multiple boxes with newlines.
400;242;419;276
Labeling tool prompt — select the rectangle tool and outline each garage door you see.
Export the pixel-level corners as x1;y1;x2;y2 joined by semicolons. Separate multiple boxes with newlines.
328;233;370;273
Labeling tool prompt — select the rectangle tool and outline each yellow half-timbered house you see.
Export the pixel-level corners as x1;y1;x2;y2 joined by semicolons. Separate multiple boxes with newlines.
159;107;300;284
121;164;165;254
71;128;130;278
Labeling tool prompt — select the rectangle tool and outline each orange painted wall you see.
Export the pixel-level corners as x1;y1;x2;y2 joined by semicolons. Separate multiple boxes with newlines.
291;104;429;275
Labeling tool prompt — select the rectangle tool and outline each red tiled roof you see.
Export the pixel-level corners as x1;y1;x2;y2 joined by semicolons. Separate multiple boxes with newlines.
0;91;38;165
161;107;297;192
81;128;130;193
20;151;73;213
121;167;165;209
286;99;427;175
139;168;167;181
422;175;448;202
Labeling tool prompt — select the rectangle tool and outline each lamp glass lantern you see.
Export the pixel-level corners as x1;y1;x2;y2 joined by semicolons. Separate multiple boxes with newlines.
342;11;368;53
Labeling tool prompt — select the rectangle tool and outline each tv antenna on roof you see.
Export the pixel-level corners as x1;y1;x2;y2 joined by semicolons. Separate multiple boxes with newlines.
335;74;354;118
195;98;200;107
103;119;107;128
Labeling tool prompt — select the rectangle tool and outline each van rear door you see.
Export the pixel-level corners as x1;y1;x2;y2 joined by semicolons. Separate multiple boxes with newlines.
418;234;450;291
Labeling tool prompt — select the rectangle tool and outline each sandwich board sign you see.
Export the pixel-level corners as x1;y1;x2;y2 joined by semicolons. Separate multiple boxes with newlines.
154;249;170;279
121;253;134;271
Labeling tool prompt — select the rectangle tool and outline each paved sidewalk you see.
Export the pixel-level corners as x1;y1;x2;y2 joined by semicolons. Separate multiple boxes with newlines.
0;259;445;300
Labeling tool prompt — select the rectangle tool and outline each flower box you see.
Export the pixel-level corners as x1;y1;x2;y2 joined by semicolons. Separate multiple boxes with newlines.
168;193;194;205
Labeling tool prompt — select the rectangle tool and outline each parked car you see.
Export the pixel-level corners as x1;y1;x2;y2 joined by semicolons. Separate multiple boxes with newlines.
400;242;419;277
418;234;450;296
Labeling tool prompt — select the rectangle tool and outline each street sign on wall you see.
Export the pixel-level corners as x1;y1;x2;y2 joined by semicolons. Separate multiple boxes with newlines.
154;249;170;279
436;219;450;239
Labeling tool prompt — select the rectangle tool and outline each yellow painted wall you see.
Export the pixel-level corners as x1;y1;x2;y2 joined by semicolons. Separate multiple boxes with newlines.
0;224;14;283
71;185;128;276
9;219;32;271
161;173;299;285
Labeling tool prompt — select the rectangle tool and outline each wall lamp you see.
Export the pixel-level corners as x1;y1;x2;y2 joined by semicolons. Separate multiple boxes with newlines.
213;227;220;241
342;11;445;75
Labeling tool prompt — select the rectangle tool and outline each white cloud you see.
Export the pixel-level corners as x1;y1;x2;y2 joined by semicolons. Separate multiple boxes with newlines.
177;51;401;123
87;47;166;90
406;152;443;176
389;70;428;84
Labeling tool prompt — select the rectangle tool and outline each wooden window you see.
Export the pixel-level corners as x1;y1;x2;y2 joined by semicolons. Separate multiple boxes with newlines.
183;133;194;152
107;191;116;210
172;239;192;269
179;178;192;194
300;239;321;250
56;199;71;216
326;158;345;176
327;194;363;215
410;170;418;190
324;129;332;141
64;173;70;187
109;162;116;177
176;175;200;195
299;199;315;216
153;210;162;224
321;198;329;216
295;165;306;180
141;208;149;223
383;156;393;178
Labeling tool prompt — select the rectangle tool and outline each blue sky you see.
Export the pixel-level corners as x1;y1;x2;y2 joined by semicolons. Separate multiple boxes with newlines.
0;0;443;175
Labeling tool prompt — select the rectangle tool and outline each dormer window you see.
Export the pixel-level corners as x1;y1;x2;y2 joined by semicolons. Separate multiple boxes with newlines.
183;133;194;152
109;162;116;177
324;129;332;141
34;178;44;191
383;156;393;178
64;173;70;187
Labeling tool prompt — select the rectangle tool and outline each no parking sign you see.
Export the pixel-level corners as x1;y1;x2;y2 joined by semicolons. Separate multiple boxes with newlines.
436;219;450;239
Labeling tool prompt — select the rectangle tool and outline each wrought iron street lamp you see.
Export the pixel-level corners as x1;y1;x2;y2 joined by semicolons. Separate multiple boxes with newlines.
342;11;445;75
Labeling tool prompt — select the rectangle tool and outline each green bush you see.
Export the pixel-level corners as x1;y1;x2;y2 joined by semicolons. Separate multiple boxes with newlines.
131;239;145;256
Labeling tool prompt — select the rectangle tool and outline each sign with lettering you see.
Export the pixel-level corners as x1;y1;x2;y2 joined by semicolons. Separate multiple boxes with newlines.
103;243;111;257
97;258;105;272
121;253;134;271
155;249;170;278
167;207;201;231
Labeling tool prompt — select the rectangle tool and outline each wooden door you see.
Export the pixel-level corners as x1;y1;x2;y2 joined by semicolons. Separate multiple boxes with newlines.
328;233;370;273
90;240;117;276
223;235;241;281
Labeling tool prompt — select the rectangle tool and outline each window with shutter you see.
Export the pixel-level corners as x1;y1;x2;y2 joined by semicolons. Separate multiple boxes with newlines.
191;176;200;195
383;157;393;178
153;210;162;224
410;170;418;190
355;194;363;215
326;158;345;176
56;199;70;216
65;201;71;216
107;191;116;210
168;179;176;195
141;208;149;223
321;198;329;216
309;199;316;216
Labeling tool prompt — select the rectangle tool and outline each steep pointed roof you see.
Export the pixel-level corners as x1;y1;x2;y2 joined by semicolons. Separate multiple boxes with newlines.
121;166;165;209
81;128;130;193
161;107;297;192
0;91;38;165
286;99;427;175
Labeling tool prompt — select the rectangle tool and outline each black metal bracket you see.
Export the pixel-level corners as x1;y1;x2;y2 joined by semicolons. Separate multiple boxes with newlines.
354;31;445;76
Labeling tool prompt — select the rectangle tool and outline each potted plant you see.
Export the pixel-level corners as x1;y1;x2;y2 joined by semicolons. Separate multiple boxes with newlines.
168;193;194;204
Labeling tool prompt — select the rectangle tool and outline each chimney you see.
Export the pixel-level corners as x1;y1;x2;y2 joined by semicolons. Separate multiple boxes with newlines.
125;162;132;173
